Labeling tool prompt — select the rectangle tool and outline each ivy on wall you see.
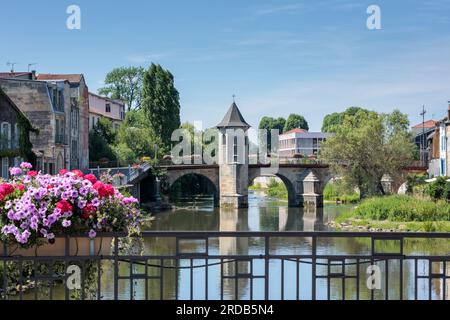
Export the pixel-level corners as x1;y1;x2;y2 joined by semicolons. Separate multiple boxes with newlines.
0;114;39;165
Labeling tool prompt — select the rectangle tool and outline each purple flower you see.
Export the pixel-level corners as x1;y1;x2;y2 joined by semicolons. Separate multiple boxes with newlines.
5;201;12;210
78;199;87;209
91;198;100;207
88;229;97;239
62;219;71;227
9;167;22;176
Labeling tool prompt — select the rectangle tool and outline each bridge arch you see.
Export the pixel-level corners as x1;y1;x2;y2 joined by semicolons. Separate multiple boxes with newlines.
248;170;297;207
164;169;220;206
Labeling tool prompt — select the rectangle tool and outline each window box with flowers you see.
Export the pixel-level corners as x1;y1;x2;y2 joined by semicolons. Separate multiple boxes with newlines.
0;163;141;257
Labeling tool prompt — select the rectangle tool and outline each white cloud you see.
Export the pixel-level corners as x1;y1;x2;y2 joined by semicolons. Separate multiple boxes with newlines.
125;53;167;63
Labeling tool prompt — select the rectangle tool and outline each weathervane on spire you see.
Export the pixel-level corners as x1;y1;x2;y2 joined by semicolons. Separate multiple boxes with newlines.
232;94;236;103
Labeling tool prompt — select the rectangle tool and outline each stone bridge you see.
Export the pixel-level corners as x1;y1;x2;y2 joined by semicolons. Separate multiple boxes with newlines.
127;102;426;209
130;163;332;208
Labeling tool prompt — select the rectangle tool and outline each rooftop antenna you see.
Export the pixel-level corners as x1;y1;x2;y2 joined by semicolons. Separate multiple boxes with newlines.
6;62;19;73
27;63;37;72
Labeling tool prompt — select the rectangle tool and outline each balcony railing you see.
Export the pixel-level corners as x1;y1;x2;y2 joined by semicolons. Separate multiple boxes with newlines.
55;134;65;144
1;231;449;300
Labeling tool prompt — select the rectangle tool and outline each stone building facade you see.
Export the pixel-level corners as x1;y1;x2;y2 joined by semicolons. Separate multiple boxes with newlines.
37;74;90;171
0;87;34;179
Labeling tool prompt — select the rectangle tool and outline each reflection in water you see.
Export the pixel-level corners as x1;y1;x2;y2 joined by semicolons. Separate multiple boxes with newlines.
18;191;449;300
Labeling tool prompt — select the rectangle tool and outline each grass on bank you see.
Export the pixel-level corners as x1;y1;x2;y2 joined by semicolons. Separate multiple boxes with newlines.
250;179;288;199
336;195;450;232
323;181;360;204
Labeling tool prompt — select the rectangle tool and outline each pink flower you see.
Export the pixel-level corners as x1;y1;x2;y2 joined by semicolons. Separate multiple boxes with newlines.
20;162;33;170
27;171;38;177
84;174;97;184
71;169;84;178
56;200;73;213
82;203;97;219
59;169;69;175
0;183;15;197
9;167;22;176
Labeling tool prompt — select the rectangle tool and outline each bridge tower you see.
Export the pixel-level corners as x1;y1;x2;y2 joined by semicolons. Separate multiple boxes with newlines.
216;101;251;208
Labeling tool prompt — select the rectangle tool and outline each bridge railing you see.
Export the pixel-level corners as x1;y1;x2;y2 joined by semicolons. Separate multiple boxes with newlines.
1;231;449;300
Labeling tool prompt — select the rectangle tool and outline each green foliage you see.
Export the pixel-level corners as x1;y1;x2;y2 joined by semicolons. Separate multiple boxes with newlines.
142;63;181;150
266;178;288;199
89;118;118;162
425;177;450;201
320;109;416;198
98;66;144;111
323;180;360;203
406;173;427;194
114;110;164;165
94;118;116;144
353;195;450;222
283;114;309;132
89;131;116;162
321;107;370;133
259;116;286;151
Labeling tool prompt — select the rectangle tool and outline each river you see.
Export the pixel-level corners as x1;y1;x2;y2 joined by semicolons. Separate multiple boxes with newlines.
16;191;449;300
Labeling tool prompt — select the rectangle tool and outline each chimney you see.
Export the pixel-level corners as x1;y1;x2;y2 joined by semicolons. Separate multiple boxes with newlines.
31;70;36;80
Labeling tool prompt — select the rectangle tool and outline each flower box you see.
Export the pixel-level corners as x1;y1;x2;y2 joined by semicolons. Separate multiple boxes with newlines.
1;163;141;252
0;236;113;257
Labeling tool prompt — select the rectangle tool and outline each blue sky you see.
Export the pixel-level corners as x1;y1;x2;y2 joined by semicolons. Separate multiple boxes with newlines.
1;0;450;130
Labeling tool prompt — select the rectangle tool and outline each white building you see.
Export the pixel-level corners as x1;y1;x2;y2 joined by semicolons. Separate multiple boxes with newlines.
279;128;330;157
88;92;125;130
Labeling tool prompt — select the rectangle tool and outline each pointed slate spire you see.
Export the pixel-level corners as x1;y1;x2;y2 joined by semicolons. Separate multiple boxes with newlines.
216;102;251;129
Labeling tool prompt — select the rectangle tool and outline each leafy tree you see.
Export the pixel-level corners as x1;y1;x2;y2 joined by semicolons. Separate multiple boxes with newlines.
320;109;416;199
113;110;164;165
284;114;309;132
94;117;116;144
321;107;370;133
141;63;181;150
98;66;144;111
259;117;286;134
258;116;286;152
89;131;116;162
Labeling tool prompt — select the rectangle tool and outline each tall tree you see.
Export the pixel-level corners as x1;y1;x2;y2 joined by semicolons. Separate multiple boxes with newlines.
320;109;415;198
284;114;309;132
259;117;286;133
141;63;181;150
113;110;163;165
321;107;370;133
259;117;286;151
98;66;144;111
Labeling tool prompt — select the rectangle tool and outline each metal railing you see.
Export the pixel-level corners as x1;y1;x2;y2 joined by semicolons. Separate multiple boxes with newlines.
1;231;449;300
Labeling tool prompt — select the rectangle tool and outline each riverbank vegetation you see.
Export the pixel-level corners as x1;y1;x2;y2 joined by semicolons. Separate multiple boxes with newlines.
250;178;288;200
320;108;417;199
323;180;359;203
334;195;450;232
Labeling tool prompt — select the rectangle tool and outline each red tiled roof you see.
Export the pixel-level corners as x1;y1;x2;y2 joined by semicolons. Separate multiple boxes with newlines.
37;73;83;83
283;128;308;135
0;72;33;78
412;120;437;129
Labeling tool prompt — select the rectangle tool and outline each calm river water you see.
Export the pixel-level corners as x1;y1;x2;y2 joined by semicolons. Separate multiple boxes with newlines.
19;191;449;300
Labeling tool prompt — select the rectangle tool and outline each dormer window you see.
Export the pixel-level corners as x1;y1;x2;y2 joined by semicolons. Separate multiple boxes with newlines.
106;103;111;113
